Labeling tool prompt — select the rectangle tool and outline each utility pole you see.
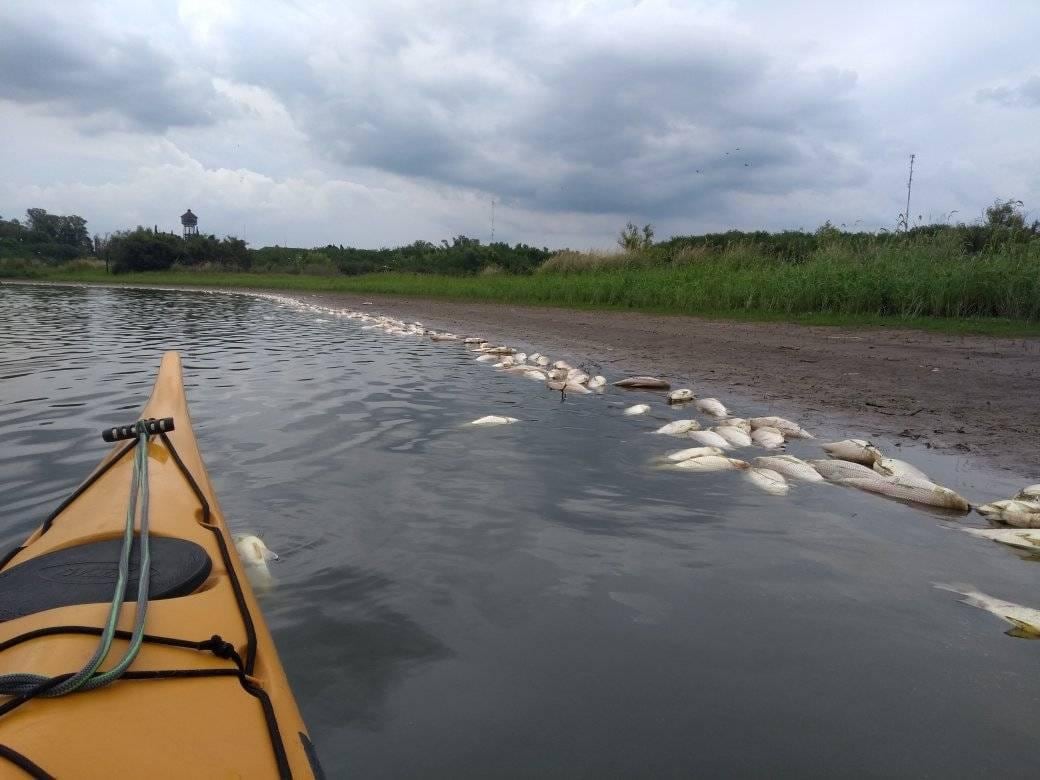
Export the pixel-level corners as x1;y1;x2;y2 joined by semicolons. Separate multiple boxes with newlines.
903;153;915;232
490;199;496;244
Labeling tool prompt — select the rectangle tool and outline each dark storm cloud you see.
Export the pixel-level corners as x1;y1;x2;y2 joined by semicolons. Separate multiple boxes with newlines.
977;75;1040;108
0;11;232;132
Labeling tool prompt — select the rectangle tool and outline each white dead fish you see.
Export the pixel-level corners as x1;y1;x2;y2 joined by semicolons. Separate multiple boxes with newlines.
749;416;814;439
233;533;278;589
822;439;877;465
842;474;971;512
514;352;528;364
587;375;607;389
623;404;651;416
686;430;733;449
750;427;785;449
933;583;1040;638
548;368;569;381
713;426;752;447
1014;484;1040;502
497;356;516;367
552;360;573;371
752;455;825;482
481;346;516;355
745;467;790;495
525;369;548;381
873;457;930;482
674;455;749;472
468;415;520;426
960;527;1040;552
564;382;592;394
429;333;458;341
808;459;878;482
977;499;1040;528
529;352;542;362
475;354;497;363
653;419;701;436
535;355;550;367
667;389;694;404
463;337;486;344
720;418;751;433
547;380;567;391
665;446;724;462
695;398;728;418
614;376;671;389
566;369;590;384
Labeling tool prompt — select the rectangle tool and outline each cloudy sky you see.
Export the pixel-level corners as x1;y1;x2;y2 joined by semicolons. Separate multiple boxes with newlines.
1;1;1037;249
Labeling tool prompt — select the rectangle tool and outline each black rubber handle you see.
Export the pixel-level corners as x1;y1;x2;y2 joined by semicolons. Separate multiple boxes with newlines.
101;417;175;442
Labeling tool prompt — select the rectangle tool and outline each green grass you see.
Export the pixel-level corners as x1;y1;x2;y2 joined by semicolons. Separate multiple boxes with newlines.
10;259;1040;337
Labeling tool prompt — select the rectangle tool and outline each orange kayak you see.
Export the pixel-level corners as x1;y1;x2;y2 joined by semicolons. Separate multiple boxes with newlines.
0;352;319;778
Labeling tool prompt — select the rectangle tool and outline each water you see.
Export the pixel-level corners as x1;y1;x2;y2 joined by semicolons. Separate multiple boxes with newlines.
1;283;1036;778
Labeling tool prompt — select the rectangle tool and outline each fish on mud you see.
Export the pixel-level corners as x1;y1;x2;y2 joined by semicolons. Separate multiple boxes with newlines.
587;375;607;389
750;426;785;449
822;439;878;465
468;415;520;426
873;457;930;482
674;455;749;472
686;430;734;449
977;499;1040;528
745;467;789;495
665;446;724;462
809;458;878;481
960;527;1040;552
667;389;694;404
614;376;671;389
933;583;1040;638
712;425;752;447
749;416;814;439
694;398;728;418
752;455;824;482
841;474;971;512
653;419;701;436
624;404;651;416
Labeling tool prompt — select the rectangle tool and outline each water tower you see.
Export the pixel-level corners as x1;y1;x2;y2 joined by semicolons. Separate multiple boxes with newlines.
180;209;199;237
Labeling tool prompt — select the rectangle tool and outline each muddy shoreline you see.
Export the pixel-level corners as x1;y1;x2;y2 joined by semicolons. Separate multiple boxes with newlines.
297;291;1040;477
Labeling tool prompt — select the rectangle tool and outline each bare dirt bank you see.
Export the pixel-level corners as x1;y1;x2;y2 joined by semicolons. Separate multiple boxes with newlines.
304;291;1040;477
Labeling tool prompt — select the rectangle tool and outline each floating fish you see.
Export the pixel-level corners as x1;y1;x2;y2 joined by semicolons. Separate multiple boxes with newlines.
841;474;971;511
624;404;651;416
808;459;878;482
480;346;516;355
674;455;749;472
960;527;1040;552
749;416;814;439
873;457;930;482
665;446;724;462
233;533;278;589
653;420;700;436
614;376;671;389
695;398;728;417
752;455;824;482
745;467;789;495
469;415;519;426
977;499;1040;528
587;375;607;389
475;354;497;363
548;368;569;381
524;369;548;381
547;380;567;391
463;337;486;344
713;426;752;447
667;389;694;404
1014;484;1040;502
535;355;550;366
552;360;574;371
566;369;590;384
429;333;458;341
933;583;1040;638
529;352;542;361
514;352;528;364
564;382;592;394
686;430;733;449
720;417;751;433
750;427;785;449
822;439;877;465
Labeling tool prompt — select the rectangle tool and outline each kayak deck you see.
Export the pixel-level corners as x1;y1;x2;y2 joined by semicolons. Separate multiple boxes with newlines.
0;352;317;778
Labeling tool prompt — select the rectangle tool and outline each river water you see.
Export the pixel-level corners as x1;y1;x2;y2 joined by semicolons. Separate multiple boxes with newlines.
1;283;1036;778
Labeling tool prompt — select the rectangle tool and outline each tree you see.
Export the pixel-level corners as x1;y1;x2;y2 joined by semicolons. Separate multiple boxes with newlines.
107;228;184;273
618;221;654;251
984;198;1026;230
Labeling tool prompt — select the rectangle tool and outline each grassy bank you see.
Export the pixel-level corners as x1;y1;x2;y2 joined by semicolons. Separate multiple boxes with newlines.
9;252;1040;337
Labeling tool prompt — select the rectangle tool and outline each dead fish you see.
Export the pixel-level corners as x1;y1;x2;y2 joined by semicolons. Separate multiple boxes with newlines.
552;360;574;371
514;352;528;363
873;457;930;482
686;430;733;449
933;583;1040;638
233;533;278;589
587;375;607;389
745;467;789;495
713;426;752;447
469;415;519;426
750;427;785;449
841;474;971;512
497;356;516;367
475;354;497;363
535;355;551;367
525;369;548;381
566;369;590;384
547;380;567;391
694;398;728;418
667;389;694;404
564;382;592;394
1014;484;1040;502
429;333;458;341
481;346;516;355
749;416;814;439
809;459;878;482
529;352;543;361
822;439;877;465
463;337;486;344
624;404;651;416
548;368;569;381
977;499;1040;528
674;455;749;472
614;376;671;389
665;446;724;462
752;455;824;482
653;420;701;436
960;527;1040;552
720;417;751;433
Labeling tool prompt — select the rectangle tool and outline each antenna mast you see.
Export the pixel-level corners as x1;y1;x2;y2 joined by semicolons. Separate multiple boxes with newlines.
490;199;496;243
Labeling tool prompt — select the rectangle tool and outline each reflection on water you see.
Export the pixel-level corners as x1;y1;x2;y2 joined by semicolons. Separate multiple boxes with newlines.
1;283;1036;778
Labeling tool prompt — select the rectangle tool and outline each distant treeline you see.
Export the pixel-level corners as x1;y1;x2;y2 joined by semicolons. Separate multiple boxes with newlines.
2;199;1038;278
